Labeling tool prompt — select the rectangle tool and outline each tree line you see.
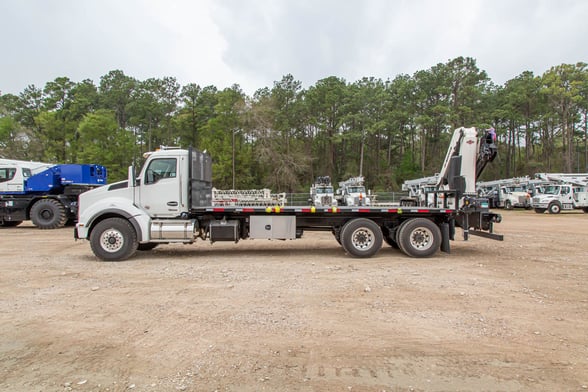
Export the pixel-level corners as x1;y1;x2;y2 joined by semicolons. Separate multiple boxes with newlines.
1;57;587;191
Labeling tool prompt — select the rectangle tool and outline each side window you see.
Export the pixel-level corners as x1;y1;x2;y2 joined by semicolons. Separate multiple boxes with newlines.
23;168;32;178
144;158;177;184
562;186;570;195
0;168;16;183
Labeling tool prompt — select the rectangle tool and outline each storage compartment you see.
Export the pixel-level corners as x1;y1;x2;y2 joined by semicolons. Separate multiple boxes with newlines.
249;216;296;239
209;220;239;242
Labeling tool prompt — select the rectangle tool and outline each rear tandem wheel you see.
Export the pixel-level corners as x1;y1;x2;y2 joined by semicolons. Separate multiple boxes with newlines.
340;218;383;258
397;218;441;258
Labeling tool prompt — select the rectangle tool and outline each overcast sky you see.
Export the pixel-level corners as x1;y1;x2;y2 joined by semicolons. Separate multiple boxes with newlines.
1;0;587;96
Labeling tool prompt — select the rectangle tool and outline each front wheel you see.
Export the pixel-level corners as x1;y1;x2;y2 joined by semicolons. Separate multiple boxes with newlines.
90;218;138;261
504;200;513;210
548;202;561;214
340;218;383;258
397;218;441;258
534;208;546;214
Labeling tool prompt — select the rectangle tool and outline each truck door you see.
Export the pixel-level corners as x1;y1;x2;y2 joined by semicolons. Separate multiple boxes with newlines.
560;185;573;207
138;157;182;218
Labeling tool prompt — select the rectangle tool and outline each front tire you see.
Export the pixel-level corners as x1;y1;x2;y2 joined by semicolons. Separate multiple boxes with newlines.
397;218;441;258
548;202;561;214
30;199;67;229
340;218;383;258
90;218;138;261
534;208;546;214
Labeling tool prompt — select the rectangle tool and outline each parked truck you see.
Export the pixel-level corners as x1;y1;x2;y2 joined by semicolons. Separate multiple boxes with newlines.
476;177;532;209
335;176;371;206
401;175;439;206
0;158;107;229
309;176;337;207
531;173;588;214
74;127;503;261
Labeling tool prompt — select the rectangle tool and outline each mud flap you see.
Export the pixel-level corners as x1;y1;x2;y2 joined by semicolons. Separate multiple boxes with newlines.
440;222;450;253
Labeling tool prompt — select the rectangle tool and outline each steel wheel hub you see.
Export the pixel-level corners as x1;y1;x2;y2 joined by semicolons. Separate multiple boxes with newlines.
351;228;374;250
410;228;433;250
100;229;124;253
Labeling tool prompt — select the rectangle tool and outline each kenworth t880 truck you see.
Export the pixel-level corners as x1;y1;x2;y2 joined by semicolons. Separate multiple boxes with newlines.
75;127;503;261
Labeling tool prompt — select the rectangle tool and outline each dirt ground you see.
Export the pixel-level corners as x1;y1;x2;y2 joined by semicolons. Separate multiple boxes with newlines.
1;210;587;392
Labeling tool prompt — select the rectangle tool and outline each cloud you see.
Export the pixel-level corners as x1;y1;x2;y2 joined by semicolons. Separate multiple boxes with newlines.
211;0;588;89
1;0;234;93
1;0;586;96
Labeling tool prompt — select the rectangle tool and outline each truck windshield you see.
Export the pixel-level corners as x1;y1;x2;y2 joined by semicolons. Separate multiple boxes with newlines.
349;186;365;193
316;187;333;194
543;185;560;195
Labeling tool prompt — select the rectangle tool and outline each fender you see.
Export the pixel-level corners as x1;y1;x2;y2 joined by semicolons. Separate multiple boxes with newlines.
76;196;151;242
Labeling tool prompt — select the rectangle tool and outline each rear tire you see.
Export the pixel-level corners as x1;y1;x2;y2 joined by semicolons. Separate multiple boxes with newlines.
90;218;138;261
30;199;67;229
340;218;383;258
534;208;546;214
397;218;441;258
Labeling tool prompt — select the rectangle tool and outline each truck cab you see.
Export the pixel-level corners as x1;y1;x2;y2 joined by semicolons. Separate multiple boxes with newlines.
0;160;50;194
497;185;531;209
532;184;588;214
309;176;337;207
336;177;371;206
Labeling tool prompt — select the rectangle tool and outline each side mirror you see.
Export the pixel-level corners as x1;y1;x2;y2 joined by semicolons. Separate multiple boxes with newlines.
128;165;136;187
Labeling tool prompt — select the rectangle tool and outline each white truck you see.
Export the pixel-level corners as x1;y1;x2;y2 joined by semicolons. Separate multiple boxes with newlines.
531;173;588;214
401;175;439;207
74;127;503;261
335;176;371;206
476;177;532;210
309;176;337;207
